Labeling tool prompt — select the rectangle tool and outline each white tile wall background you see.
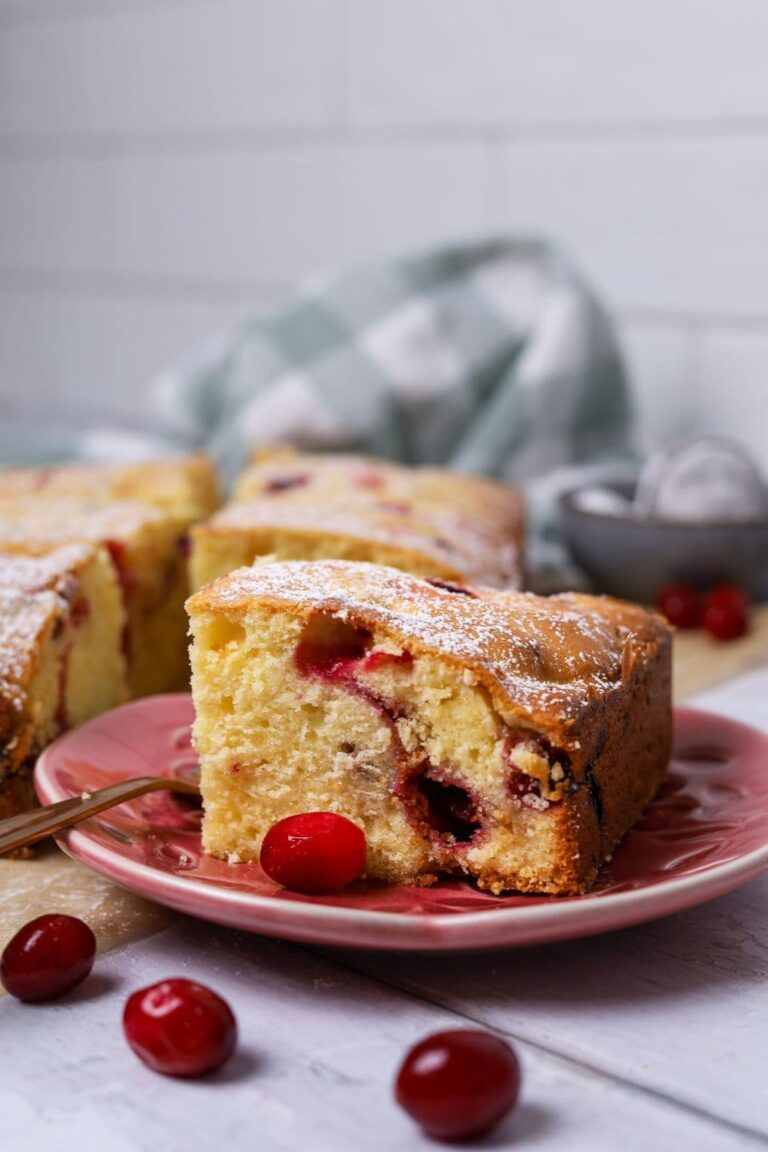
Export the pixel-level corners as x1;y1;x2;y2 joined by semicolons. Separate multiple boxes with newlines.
1;0;767;462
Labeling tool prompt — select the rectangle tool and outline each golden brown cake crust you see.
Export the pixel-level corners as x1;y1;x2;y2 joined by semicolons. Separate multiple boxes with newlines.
188;559;672;894
196;447;523;589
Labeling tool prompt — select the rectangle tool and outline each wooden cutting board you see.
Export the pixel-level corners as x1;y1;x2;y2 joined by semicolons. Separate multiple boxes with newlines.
671;604;768;697
2;607;767;964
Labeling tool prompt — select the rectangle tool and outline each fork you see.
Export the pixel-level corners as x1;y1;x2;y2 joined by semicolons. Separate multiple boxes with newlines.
0;776;200;856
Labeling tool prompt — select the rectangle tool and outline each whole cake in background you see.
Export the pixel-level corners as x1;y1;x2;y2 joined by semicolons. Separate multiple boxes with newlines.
0;455;220;822
187;559;671;896
190;446;524;591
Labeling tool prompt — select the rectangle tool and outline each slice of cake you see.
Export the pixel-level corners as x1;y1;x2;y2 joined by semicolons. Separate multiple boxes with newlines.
191;448;523;591
187;560;672;895
0;455;220;523
0;497;191;697
0;546;128;819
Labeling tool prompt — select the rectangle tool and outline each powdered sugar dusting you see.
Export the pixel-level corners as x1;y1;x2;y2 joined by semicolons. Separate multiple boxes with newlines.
191;560;668;724
0;545;93;595
0;496;170;552
0;590;53;718
0;547;95;721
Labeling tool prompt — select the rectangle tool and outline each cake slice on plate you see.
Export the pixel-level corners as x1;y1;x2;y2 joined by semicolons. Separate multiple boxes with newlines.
0;497;191;697
187;559;671;895
190;448;523;591
0;546;128;819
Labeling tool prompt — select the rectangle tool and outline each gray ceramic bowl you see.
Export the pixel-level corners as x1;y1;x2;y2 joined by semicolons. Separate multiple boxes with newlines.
560;485;768;603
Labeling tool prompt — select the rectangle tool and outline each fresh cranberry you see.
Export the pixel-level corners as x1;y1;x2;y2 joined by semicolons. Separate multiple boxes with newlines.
123;978;237;1077
703;584;749;641
260;812;366;893
706;582;749;613
656;583;702;628
395;1029;521;1141
0;914;96;1002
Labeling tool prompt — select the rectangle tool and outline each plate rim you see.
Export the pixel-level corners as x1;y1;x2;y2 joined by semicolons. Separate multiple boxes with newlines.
34;700;768;951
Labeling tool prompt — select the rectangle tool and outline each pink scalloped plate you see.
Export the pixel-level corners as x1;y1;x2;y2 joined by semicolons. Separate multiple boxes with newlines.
35;695;768;951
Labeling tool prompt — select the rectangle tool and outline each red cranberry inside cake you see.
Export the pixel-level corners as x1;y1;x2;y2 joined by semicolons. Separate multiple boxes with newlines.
399;765;483;846
264;474;310;495
294;618;373;679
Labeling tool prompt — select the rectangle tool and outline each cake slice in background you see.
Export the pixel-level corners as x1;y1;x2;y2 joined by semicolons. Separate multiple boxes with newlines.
0;498;190;697
187;559;671;896
0;455;221;698
191;447;523;590
0;546;128;819
0;455;220;523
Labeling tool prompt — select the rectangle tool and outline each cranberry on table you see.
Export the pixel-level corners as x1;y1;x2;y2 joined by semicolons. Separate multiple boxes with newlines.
260;811;366;894
123;978;237;1077
395;1029;521;1141
656;583;702;629
703;583;749;641
705;583;749;615
0;913;96;1002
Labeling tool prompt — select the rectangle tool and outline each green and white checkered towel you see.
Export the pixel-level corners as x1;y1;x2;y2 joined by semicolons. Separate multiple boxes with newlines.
17;238;636;570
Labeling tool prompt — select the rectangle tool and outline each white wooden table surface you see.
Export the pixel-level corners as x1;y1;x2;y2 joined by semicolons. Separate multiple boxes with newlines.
1;668;767;1152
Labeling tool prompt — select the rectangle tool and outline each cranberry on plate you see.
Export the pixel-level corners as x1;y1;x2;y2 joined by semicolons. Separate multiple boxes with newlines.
123;978;237;1077
0;913;96;1002
703;583;749;641
395;1029;521;1141
656;583;702;629
260;811;366;894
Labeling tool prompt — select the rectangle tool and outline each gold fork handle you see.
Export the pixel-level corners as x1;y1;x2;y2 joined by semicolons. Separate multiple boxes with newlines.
0;776;200;856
